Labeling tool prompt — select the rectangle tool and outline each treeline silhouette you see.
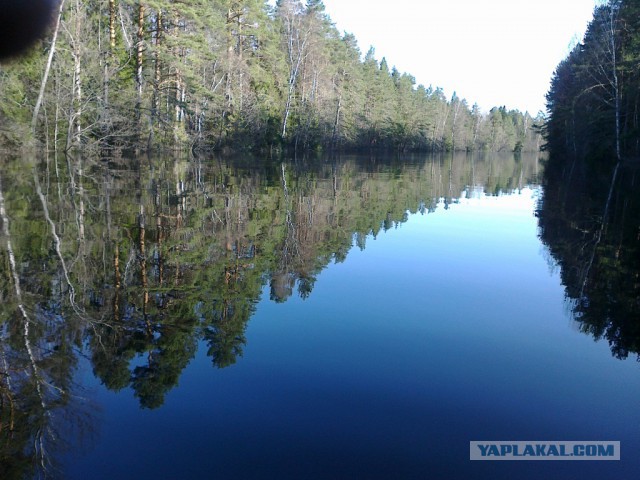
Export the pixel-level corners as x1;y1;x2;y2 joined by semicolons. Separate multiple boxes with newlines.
542;0;640;360
0;1;542;153
545;0;640;163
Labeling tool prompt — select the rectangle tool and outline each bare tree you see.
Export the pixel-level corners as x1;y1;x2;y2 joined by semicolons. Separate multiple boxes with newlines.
278;0;309;140
32;0;66;133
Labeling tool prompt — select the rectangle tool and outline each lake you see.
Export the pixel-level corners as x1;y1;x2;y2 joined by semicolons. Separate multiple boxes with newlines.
0;152;638;479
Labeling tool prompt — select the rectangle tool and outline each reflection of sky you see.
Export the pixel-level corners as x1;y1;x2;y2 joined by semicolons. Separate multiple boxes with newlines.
66;187;640;480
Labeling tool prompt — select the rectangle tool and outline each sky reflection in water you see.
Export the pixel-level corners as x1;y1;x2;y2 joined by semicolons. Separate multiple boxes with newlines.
64;184;640;480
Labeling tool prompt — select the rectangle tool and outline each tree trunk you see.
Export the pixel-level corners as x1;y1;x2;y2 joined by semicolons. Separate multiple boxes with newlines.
109;0;117;49
136;4;145;109
152;9;162;123
72;0;83;146
610;8;621;161
332;91;342;148
32;0;66;133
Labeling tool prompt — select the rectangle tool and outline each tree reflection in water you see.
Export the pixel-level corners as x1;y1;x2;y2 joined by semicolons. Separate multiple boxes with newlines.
538;153;640;359
0;152;538;477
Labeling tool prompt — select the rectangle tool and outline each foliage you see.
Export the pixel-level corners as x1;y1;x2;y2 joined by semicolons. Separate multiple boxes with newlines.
0;0;542;153
543;0;640;359
545;0;640;162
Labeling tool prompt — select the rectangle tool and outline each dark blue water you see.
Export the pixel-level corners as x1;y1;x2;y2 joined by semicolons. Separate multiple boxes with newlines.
62;186;640;480
1;153;636;479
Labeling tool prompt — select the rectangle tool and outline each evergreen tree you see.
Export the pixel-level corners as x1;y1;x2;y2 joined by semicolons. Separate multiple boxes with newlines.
0;0;542;153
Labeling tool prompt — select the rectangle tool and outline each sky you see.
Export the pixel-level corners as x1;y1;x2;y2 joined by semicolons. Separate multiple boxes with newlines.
286;0;598;114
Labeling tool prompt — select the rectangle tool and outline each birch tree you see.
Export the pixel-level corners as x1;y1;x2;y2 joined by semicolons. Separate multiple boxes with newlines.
276;0;308;140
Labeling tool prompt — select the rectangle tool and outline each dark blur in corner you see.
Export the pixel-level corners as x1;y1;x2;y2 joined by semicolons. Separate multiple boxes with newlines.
0;0;56;59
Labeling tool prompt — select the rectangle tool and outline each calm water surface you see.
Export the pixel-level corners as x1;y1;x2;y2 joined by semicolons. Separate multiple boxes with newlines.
0;153;638;479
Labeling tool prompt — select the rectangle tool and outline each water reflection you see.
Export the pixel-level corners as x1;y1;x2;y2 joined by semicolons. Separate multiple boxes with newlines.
0;152;537;477
538;155;640;359
0;167;96;479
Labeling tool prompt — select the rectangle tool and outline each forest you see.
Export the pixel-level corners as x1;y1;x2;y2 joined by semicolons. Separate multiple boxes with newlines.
545;0;640;162
0;0;542;153
541;0;640;359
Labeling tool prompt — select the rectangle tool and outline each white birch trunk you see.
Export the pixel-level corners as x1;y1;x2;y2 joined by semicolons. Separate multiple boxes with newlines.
32;0;66;133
